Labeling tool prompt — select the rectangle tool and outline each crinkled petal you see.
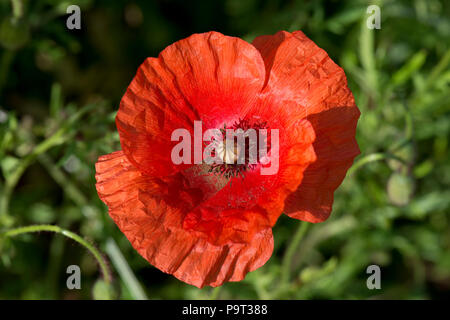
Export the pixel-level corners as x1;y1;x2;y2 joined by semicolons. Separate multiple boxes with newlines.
181;115;316;244
95;151;273;288
117;31;266;177
252;30;360;223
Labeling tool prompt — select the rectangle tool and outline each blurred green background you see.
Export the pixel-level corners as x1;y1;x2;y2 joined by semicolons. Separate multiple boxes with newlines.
0;0;449;299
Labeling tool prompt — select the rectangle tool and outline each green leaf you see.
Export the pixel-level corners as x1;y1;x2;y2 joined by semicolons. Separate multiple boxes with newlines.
392;50;427;87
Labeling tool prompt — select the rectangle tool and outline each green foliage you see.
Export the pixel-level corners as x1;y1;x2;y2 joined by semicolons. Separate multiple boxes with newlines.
0;0;449;299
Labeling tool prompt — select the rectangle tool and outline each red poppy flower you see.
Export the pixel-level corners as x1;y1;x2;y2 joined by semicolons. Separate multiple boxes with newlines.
95;31;360;288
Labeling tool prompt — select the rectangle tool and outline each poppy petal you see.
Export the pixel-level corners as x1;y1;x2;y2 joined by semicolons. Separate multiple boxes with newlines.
181;117;317;245
252;30;360;222
117;32;266;177
95;151;274;288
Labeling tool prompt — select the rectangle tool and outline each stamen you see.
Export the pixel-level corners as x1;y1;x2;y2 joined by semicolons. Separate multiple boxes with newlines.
206;118;269;179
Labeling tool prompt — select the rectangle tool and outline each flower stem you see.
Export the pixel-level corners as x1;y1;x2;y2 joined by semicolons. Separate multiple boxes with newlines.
1;224;112;283
11;0;24;18
281;221;310;286
105;238;148;300
347;152;407;176
209;286;222;300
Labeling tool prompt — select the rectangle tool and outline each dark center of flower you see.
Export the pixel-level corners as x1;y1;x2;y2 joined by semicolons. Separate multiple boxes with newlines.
207;118;269;179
